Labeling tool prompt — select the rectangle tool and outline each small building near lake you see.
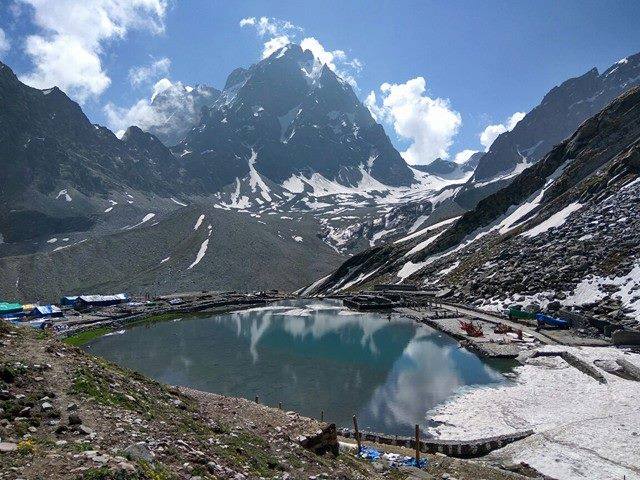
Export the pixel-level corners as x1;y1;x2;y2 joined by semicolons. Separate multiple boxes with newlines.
74;294;129;310
29;305;63;318
60;296;79;307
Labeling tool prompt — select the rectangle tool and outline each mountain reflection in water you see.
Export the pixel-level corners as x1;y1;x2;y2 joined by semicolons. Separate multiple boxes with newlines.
85;300;510;436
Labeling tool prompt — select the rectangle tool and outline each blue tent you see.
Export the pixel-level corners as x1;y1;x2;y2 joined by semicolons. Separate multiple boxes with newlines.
535;313;570;328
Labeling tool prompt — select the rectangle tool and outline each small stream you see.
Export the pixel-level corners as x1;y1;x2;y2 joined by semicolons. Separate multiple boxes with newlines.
85;299;511;436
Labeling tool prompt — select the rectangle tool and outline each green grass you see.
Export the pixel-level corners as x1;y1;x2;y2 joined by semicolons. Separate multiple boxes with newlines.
63;327;111;346
70;368;137;410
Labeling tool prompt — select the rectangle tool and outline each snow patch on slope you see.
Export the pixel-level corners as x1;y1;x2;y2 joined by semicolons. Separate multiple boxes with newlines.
521;203;583;238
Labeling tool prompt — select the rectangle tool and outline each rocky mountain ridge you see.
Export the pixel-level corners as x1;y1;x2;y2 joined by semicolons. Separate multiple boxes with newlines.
311;86;640;327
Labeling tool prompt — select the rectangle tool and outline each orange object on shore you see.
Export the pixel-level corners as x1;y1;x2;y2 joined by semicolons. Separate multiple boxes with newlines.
459;320;484;337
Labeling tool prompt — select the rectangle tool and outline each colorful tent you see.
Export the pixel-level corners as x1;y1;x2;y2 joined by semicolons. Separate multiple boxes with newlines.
0;302;23;315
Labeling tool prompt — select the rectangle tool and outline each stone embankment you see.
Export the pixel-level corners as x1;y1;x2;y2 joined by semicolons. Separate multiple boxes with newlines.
338;428;534;458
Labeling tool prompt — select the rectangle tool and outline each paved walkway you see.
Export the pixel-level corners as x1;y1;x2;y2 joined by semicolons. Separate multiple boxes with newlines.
434;303;559;345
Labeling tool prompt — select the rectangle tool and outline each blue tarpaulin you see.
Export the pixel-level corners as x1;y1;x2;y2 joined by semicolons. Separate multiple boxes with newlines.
358;446;428;469
535;313;569;328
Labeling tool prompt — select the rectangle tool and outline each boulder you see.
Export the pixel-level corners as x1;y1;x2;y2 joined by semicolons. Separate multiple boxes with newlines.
612;329;640;346
0;442;17;453
124;442;154;462
297;423;339;456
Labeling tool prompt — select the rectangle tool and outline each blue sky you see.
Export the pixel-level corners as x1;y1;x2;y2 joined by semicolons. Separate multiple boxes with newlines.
1;0;639;164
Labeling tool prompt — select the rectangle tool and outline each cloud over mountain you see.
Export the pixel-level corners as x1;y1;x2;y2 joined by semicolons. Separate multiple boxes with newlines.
365;77;462;165
18;0;168;102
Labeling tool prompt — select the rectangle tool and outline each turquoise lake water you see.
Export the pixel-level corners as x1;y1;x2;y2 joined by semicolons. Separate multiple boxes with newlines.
85;299;510;436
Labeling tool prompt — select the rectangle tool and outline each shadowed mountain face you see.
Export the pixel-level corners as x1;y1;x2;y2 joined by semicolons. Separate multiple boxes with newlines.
472;52;640;183
173;44;416;191
0;62;200;243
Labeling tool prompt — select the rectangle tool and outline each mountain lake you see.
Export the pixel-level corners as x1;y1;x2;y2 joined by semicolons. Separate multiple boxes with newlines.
84;299;513;436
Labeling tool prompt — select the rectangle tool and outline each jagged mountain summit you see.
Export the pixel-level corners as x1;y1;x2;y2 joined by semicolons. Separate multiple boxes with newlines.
472;52;640;185
310;86;640;327
413;153;483;176
145;81;221;146
173;44;416;195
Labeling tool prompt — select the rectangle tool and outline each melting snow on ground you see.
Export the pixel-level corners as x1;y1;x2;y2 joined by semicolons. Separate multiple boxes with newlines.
188;225;213;270
56;189;72;202
521;202;583;238
193;214;205;231
52;238;87;252
395;216;460;244
428;346;640;480
171;197;188;206
248;149;272;201
126;213;155;230
564;261;640;319
404;231;445;257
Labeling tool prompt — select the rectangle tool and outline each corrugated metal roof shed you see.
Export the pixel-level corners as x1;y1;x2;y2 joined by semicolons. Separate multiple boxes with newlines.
30;305;63;318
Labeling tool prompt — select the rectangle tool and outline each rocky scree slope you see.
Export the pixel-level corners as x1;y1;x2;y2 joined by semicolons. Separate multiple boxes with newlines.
0;205;344;302
311;86;640;327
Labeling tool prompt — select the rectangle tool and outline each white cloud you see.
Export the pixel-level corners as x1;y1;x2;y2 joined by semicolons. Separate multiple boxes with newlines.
300;37;343;71
104;77;171;134
104;77;217;142
19;0;168;102
239;16;362;86
104;98;162;138
479;111;525;151
239;17;255;27
0;28;10;56
151;77;172;100
239;16;300;58
365;77;462;165
262;35;291;59
299;37;362;87
454;149;478;164
128;57;171;86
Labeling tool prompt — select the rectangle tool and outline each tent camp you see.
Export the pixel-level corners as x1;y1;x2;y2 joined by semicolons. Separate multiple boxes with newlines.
0;302;23;317
74;294;129;309
29;305;63;318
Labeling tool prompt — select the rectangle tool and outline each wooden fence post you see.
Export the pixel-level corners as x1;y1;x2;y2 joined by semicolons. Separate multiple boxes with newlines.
415;424;420;464
352;414;361;453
